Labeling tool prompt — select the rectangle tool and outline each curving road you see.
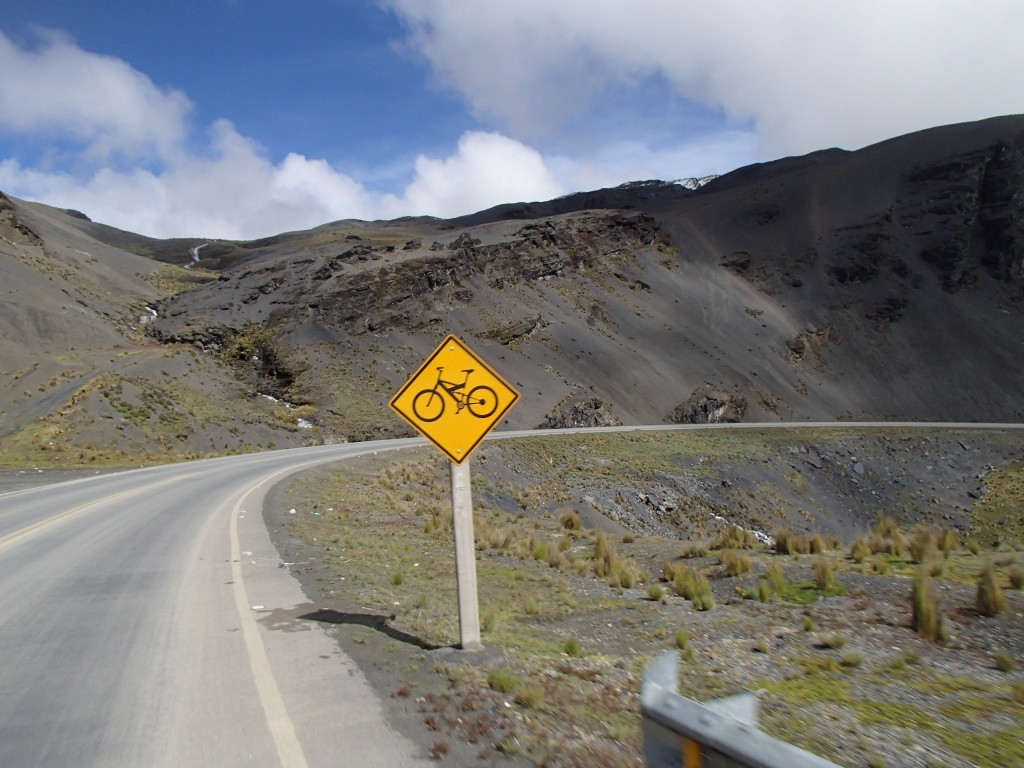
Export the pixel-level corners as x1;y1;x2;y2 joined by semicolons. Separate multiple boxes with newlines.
0;439;431;768
1;422;1021;766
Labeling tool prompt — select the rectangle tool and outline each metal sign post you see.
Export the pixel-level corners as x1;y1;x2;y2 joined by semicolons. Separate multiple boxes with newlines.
390;335;519;650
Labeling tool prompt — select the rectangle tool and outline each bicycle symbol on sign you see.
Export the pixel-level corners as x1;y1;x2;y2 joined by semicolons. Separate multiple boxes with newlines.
412;367;498;422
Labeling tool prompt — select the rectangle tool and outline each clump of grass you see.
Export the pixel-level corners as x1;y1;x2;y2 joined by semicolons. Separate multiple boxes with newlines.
757;579;772;603
559;511;582;530
820;633;846;650
391;571;404;586
875;514;899;538
850;537;870;564
977;559;1006;617
720;549;752;576
487;668;519;693
607;723;631;742
497;736;520;755
532;541;550;562
912;568;947;642
873;556;891;575
515;682;545;709
798;656;838;675
690;573;715;611
939;528;958;557
607;558;639;589
681;542;708;558
774;528;796;555
1010;565;1024;590
668;564;695;598
772;529;820;555
993;651;1014;673
667;563;712;609
909;526;940;565
869;516;908;558
889;530;907;558
675;630;696;662
1013;681;1024;705
840;648;864;667
546;549;567;571
648;584;666;602
753;639;769;654
481;609;499;634
711;526;758;550
803;615;815;632
563;638;582;657
593;532;625;580
813;556;835;591
766;561;786;596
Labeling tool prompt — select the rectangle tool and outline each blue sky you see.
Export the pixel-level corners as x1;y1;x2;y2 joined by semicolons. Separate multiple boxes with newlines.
1;1;1023;239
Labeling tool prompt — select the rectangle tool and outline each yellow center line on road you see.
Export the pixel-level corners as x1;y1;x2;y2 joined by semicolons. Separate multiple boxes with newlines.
0;473;194;551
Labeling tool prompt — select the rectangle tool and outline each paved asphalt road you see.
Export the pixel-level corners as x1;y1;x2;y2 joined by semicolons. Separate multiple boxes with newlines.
0;439;432;768
1;423;1020;766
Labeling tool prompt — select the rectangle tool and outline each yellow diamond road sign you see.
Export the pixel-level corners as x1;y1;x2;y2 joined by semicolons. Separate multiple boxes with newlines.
390;335;519;464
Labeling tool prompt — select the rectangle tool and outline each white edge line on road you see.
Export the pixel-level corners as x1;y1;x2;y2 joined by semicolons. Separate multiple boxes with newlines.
225;448;388;768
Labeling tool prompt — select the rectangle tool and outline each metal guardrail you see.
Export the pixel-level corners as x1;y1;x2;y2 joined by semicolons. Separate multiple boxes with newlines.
642;652;841;768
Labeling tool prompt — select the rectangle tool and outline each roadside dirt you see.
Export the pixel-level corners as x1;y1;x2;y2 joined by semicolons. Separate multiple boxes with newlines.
265;429;1024;768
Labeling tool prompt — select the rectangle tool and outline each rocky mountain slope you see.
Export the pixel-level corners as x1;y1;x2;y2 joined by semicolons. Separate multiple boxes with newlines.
1;116;1023;464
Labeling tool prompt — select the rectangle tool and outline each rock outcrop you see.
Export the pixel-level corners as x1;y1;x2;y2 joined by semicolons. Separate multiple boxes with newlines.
670;387;747;424
539;397;623;429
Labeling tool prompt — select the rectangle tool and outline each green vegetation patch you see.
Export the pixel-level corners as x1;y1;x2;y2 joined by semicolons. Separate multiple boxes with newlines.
138;265;218;296
500;430;762;481
939;725;1024;767
972;457;1024;549
778;579;848;604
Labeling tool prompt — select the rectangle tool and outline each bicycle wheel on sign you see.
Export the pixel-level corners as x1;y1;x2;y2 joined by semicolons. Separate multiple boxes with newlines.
412;389;445;422
466;385;498;418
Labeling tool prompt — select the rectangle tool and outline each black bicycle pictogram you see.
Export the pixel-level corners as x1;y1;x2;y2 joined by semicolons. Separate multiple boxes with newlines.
412;367;498;422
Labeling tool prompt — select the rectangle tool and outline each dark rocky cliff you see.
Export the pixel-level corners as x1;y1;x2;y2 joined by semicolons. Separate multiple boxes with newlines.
140;117;1024;439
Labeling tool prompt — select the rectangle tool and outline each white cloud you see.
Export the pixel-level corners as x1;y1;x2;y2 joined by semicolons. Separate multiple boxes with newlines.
549;131;758;193
381;131;565;219
0;29;192;164
0;29;573;238
8;4;1023;239
385;0;1024;156
0;123;568;239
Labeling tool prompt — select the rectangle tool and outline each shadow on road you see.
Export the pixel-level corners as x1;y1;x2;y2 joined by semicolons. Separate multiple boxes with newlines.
299;607;445;651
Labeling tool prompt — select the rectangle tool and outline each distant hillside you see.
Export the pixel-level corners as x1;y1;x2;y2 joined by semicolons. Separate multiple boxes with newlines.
1;115;1023;465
